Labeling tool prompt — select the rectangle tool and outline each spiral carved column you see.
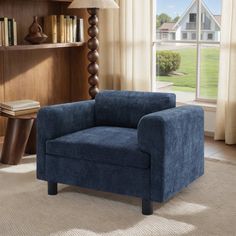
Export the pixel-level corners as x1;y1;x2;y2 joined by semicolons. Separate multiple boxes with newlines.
87;8;100;99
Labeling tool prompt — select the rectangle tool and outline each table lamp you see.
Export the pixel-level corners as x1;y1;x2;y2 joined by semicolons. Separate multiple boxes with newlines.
69;0;119;99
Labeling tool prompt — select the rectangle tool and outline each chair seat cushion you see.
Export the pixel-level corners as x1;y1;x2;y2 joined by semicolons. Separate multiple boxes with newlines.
46;126;150;169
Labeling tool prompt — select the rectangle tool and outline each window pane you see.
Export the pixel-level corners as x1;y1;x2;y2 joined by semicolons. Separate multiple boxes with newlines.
156;0;194;41
190;13;197;23
200;44;219;99
198;0;221;100
156;43;197;103
200;0;221;42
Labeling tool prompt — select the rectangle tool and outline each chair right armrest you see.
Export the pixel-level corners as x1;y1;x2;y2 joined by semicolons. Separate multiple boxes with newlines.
138;106;204;202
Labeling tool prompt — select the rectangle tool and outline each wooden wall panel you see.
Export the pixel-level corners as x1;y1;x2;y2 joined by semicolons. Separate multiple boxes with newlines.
4;49;71;106
0;52;6;135
70;46;90;101
67;9;90;101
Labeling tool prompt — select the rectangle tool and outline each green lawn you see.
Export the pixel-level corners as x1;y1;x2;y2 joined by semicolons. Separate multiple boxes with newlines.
157;47;219;99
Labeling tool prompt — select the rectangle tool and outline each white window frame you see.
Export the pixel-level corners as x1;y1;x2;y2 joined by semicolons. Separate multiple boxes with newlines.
152;0;221;103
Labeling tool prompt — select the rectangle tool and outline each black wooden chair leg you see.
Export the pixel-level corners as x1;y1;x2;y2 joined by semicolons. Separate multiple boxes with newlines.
48;182;58;195
142;199;153;215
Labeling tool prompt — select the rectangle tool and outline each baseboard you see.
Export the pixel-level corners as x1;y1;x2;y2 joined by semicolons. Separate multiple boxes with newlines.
205;131;214;137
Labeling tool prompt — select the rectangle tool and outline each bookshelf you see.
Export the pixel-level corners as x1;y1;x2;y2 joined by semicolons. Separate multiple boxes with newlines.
0;0;90;136
0;42;85;51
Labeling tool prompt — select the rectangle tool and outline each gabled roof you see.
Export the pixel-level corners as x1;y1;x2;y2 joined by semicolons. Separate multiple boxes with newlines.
214;15;221;25
173;0;195;29
173;0;221;30
159;22;175;31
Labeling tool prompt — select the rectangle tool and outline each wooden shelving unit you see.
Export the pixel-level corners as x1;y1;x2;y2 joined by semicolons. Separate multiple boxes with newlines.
0;0;89;136
0;42;85;51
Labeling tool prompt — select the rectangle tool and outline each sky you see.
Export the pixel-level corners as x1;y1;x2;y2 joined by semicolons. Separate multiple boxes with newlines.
156;0;222;17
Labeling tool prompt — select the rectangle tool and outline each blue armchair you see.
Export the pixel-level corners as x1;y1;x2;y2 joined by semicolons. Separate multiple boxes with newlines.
37;90;204;215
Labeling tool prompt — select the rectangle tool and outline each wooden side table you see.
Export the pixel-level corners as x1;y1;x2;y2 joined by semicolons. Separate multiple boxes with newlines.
0;113;37;165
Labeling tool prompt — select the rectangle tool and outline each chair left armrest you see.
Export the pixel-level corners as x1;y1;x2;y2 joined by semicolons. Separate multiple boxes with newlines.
37;100;95;180
137;106;204;202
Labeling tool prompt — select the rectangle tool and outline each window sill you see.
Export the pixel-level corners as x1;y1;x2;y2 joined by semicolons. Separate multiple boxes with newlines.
177;100;216;112
155;89;217;112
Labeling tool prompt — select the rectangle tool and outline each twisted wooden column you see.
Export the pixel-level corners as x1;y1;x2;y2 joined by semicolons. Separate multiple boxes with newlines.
87;8;100;99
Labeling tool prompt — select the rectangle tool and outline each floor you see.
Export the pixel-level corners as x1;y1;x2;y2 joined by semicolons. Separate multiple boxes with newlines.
0;137;235;235
204;136;236;165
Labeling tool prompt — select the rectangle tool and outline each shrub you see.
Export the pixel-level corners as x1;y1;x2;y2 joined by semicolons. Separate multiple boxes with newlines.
156;51;181;75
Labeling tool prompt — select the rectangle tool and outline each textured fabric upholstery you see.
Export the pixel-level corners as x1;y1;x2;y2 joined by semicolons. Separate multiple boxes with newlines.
45;155;150;199
46;126;150;169
37;90;204;205
95;90;176;128
37;100;95;180
138;106;204;202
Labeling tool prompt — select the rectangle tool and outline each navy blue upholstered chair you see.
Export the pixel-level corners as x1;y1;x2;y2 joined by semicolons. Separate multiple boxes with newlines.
37;90;204;215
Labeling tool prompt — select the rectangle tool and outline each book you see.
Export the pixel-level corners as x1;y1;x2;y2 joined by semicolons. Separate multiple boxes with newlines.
13;20;17;45
66;16;70;43
70;17;73;42
72;16;77;43
59;15;65;43
1;107;39;116
8;19;14;46
77;19;84;42
0;17;9;46
0;22;2;46
52;15;57;43
44;15;57;43
64;16;67;43
0;100;40;111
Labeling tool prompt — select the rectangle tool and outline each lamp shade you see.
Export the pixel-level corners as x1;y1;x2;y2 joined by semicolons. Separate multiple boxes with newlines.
69;0;119;9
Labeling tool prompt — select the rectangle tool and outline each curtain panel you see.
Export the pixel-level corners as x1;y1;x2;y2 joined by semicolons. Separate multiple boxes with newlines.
215;0;236;144
99;0;152;91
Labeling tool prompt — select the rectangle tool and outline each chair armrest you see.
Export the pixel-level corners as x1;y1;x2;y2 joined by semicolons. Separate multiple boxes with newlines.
37;100;95;180
137;106;204;202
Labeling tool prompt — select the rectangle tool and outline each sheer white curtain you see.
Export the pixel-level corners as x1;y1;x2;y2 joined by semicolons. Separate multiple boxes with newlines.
215;0;236;144
99;0;152;91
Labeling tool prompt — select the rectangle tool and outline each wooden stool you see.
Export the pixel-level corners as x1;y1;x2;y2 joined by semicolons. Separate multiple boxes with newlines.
1;113;37;165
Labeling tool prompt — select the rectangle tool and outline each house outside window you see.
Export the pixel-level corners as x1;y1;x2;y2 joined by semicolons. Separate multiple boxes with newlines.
154;0;221;102
192;33;197;40
182;32;188;40
208;33;213;40
171;32;176;40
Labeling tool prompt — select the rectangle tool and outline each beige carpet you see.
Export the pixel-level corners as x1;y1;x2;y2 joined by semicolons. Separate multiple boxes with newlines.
0;157;235;236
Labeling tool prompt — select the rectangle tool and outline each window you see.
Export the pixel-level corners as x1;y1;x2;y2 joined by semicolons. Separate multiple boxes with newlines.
208;33;213;40
171;33;176;40
190;13;197;22
192;33;196;40
161;32;168;39
154;0;221;102
182;32;188;40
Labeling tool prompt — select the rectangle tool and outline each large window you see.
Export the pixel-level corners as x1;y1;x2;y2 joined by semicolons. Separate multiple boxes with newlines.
154;0;221;102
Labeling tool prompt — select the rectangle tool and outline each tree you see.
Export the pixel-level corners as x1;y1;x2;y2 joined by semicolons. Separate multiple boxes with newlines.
172;16;180;23
156;13;172;29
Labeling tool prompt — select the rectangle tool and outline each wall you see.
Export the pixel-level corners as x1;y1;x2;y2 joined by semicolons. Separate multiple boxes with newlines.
204;110;216;135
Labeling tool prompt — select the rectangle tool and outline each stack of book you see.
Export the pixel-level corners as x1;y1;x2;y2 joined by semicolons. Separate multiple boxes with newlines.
0;100;40;116
44;15;84;44
0;17;17;46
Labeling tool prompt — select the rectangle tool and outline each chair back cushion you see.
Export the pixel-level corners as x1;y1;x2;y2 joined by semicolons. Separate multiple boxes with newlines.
95;90;176;128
